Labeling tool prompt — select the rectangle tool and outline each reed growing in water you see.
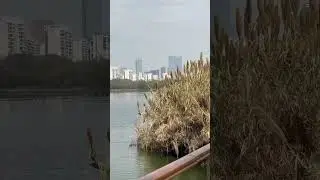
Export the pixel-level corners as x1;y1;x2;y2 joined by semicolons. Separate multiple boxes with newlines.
212;0;320;179
136;54;210;157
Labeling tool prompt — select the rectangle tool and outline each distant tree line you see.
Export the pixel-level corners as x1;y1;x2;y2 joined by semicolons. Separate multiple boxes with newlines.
110;79;159;90
0;54;109;95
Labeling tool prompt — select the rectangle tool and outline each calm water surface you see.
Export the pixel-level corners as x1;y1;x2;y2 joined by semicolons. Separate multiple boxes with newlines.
0;93;206;180
111;92;207;180
0;96;108;180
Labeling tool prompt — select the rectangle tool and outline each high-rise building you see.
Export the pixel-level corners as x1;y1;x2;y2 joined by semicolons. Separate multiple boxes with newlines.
47;24;73;58
160;66;167;74
0;21;9;57
24;39;40;55
81;0;104;38
135;58;143;74
101;0;110;33
89;32;109;60
110;66;120;80
73;39;89;61
160;66;167;79
149;70;160;76
0;16;26;55
26;20;54;55
81;0;88;38
27;20;54;44
168;56;183;73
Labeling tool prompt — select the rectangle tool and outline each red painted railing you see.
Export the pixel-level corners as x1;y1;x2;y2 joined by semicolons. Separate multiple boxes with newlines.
140;144;210;180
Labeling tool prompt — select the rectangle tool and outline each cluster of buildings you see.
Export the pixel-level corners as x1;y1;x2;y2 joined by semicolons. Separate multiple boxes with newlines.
0;16;109;61
110;56;183;81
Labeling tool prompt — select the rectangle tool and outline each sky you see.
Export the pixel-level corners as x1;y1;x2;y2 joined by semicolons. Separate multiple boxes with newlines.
110;0;210;70
0;0;106;38
0;0;210;70
0;0;82;36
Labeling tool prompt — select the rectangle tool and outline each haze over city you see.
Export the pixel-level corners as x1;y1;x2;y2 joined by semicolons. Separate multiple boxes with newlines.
111;0;210;70
0;0;210;70
0;0;109;38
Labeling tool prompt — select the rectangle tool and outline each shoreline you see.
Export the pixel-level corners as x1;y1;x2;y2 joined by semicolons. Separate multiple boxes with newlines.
0;88;147;98
110;89;148;93
0;88;105;98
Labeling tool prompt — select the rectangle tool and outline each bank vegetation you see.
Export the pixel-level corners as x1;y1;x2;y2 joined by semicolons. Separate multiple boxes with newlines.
212;0;320;179
110;79;158;90
136;54;210;158
0;55;109;95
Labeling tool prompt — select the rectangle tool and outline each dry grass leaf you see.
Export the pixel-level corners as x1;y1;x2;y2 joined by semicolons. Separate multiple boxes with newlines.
136;56;209;157
211;0;320;178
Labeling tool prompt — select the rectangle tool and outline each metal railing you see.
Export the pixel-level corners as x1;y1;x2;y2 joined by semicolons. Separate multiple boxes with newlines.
140;143;210;180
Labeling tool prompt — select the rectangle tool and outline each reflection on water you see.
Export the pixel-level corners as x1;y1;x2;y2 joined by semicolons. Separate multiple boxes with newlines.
111;92;207;180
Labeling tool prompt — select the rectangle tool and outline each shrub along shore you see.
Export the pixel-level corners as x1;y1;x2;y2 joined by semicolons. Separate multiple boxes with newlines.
110;79;159;91
0;79;155;97
137;0;320;179
136;56;210;158
0;55;159;97
0;54;109;96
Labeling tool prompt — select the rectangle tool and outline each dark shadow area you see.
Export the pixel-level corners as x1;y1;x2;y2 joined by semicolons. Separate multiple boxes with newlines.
211;0;320;179
0;0;110;179
0;55;109;96
0;98;108;179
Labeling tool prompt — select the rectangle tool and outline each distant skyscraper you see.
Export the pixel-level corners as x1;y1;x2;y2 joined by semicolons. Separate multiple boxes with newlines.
47;25;73;59
135;58;143;74
0;16;26;55
89;32;109;60
26;20;54;55
81;0;88;38
73;39;89;61
149;70;160;76
168;56;183;73
81;0;104;38
160;66;167;74
160;66;167;79
27;20;54;44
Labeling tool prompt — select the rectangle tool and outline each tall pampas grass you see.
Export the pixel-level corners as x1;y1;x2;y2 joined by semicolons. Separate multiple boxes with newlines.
211;0;320;178
136;54;210;157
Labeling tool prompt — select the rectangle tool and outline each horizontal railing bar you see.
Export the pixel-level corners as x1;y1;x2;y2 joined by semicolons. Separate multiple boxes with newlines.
140;143;210;180
164;151;210;180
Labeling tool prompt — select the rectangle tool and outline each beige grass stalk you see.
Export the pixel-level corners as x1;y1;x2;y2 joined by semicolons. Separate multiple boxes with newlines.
211;0;320;179
136;55;210;157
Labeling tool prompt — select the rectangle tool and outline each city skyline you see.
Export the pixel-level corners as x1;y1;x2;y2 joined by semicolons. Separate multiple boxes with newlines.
111;55;185;73
0;0;209;69
168;56;183;73
0;0;109;38
0;0;109;60
110;0;210;70
0;16;109;60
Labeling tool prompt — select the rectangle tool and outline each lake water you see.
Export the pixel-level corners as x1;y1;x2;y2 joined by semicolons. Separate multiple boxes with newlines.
110;92;207;180
0;92;207;180
0;96;108;180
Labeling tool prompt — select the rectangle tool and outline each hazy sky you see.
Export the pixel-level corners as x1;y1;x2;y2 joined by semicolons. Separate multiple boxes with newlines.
110;0;210;70
0;0;108;38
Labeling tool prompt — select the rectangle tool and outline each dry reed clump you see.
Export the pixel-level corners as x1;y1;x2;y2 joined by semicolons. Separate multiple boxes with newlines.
136;56;210;157
212;0;320;179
